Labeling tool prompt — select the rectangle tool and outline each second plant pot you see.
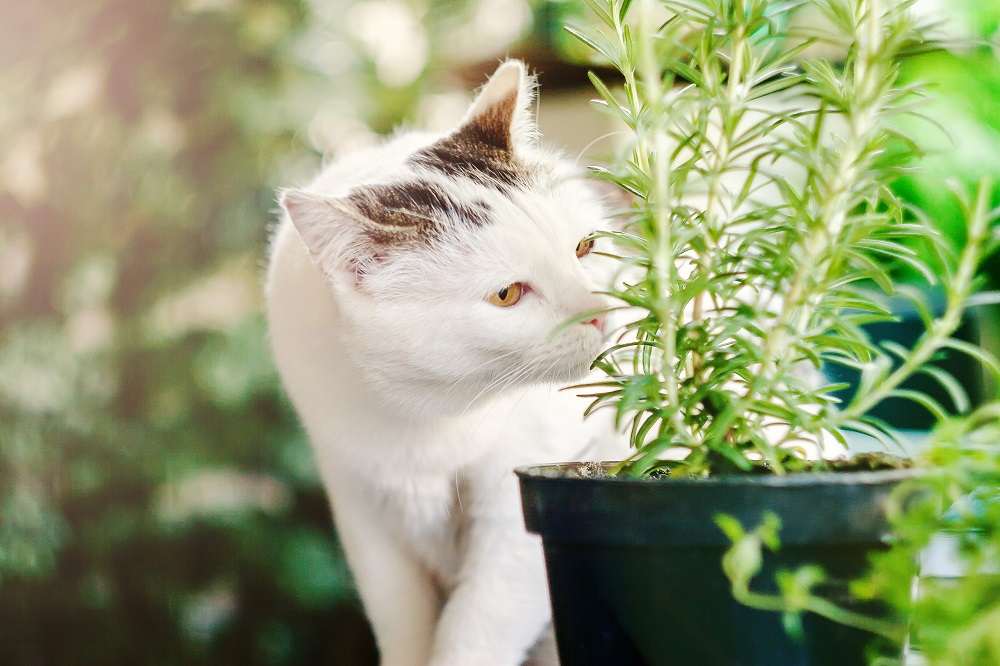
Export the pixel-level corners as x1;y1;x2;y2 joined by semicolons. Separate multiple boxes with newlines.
517;464;917;666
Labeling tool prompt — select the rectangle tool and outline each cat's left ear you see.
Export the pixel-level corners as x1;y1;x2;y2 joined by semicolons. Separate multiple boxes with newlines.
456;59;538;153
279;187;423;285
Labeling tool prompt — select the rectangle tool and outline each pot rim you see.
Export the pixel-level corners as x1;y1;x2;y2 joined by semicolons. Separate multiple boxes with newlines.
515;461;923;488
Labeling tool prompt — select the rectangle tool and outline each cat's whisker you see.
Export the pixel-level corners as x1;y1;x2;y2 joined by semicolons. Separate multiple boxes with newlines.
573;130;627;168
461;359;537;414
500;359;548;396
461;367;519;412
470;359;545;424
502;355;566;417
539;355;567;383
443;348;524;389
440;349;527;405
537;354;574;389
471;356;543;408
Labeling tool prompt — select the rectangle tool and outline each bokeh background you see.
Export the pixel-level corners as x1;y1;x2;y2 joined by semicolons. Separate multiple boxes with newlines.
0;1;998;664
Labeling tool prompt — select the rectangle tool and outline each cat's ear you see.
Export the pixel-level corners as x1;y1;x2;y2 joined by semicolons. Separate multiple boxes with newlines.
456;59;537;152
279;188;421;282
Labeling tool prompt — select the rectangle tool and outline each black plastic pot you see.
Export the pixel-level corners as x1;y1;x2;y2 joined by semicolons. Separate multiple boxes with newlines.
517;464;918;666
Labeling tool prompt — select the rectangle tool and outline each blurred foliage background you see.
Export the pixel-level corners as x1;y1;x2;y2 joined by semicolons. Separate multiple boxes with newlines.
0;1;997;664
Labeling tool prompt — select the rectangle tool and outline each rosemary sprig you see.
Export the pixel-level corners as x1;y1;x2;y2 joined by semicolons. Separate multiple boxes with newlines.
570;0;992;477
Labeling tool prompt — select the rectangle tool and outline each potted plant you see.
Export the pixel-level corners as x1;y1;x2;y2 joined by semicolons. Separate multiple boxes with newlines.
516;1;998;664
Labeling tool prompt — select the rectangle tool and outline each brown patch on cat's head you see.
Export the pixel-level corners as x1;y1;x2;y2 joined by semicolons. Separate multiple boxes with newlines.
410;60;535;190
410;129;525;190
280;180;492;283
347;180;491;246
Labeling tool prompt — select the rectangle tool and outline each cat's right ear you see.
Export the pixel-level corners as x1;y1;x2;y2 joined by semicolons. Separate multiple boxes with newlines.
279;188;411;283
456;59;537;153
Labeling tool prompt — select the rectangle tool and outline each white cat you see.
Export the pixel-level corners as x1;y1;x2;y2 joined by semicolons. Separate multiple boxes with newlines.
265;60;625;666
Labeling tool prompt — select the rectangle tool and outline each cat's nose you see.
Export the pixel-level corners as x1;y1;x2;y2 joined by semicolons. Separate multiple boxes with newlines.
583;316;605;332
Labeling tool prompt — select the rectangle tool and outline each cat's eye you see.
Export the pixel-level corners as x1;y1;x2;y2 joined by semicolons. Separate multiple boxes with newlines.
576;237;595;258
487;282;524;307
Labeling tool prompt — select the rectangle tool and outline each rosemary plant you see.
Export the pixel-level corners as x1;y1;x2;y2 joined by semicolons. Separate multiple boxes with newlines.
572;0;997;477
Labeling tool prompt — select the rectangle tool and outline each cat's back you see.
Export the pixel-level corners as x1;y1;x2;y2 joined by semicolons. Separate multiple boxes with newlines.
264;216;345;437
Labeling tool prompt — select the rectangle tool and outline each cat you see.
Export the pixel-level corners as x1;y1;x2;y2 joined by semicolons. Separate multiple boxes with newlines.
265;60;626;666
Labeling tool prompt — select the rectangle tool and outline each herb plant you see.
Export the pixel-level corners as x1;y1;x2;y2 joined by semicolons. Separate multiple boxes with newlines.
569;0;1000;659
572;0;996;477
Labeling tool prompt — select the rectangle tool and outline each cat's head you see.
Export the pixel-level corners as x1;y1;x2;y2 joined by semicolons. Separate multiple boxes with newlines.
280;60;617;413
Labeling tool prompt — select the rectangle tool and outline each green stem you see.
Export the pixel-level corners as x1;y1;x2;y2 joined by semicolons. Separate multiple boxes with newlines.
743;0;890;456
637;0;690;446
731;583;906;642
839;178;992;421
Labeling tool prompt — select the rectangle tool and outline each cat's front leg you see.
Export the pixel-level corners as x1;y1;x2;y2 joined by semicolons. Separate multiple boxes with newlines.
428;519;552;666
325;471;442;666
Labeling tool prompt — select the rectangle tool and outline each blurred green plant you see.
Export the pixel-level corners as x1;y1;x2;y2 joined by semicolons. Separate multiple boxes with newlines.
893;47;1000;253
720;396;1000;665
0;0;460;663
0;0;545;660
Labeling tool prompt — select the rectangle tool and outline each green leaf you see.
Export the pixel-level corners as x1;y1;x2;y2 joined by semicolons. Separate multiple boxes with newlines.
615;374;660;428
565;26;617;64
941;338;1000;378
633;412;662;448
713;443;755;471
587;70;633;125
617;0;634;25
747;73;807;101
918;366;970;413
965;291;1000;308
888;389;949;423
840;419;902;452
715;513;745;542
582;0;615;27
